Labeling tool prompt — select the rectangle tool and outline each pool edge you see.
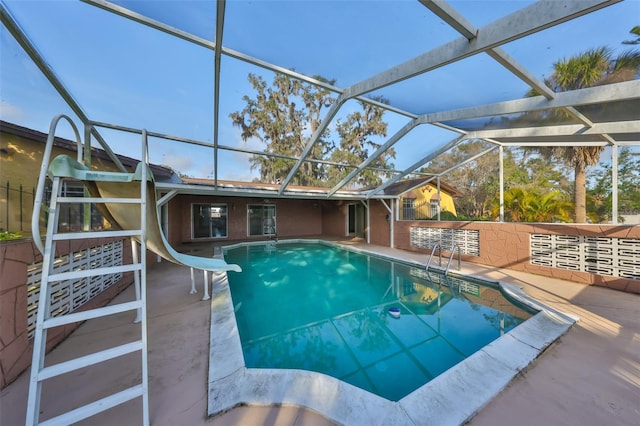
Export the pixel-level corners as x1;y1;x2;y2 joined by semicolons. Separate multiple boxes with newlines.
208;241;577;425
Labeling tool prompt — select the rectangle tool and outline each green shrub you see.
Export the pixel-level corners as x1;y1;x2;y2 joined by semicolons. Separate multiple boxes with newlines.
0;231;23;241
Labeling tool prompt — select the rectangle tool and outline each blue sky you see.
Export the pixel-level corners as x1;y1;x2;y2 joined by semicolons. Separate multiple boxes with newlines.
1;0;639;182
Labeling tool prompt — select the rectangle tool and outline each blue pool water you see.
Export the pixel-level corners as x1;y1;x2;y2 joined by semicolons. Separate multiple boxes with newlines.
224;242;535;401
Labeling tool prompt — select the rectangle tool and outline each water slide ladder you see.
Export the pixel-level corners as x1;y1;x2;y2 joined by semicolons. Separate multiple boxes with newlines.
426;243;461;275
27;115;242;425
26;115;151;425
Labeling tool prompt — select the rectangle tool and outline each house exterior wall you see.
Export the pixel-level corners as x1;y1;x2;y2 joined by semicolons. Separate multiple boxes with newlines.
167;195;324;244
0;125;129;235
369;200;391;247
394;221;640;294
398;184;457;219
320;200;349;237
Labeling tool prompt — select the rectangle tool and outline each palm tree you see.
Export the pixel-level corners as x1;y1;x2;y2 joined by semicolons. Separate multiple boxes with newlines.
491;187;572;223
536;45;640;222
622;25;640;45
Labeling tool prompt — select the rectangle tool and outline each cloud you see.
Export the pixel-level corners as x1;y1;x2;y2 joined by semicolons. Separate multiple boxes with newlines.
162;154;194;172
0;101;28;122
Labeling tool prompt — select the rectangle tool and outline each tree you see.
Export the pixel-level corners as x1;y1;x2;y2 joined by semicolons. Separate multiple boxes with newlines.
589;147;640;222
421;140;499;219
622;25;640;45
423;143;569;220
230;73;393;187
230;73;334;186
526;44;640;222
491;187;572;223
329;98;395;187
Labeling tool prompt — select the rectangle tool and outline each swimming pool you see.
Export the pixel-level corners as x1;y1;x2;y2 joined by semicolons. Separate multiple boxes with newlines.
224;242;535;401
208;240;576;425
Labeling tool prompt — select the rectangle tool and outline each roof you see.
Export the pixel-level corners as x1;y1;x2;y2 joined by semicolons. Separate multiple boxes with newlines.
372;176;463;198
181;174;462;199
1;1;638;200
0;120;178;182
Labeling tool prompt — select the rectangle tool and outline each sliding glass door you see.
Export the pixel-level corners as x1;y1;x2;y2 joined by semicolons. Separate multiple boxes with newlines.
248;204;276;236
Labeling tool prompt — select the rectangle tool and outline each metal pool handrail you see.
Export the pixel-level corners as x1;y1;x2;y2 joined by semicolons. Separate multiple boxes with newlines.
426;243;443;271
445;244;461;275
426;243;461;275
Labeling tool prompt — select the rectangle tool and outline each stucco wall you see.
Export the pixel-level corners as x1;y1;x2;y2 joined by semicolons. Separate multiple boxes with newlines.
0;238;134;389
0;128;129;235
394;221;640;293
399;184;457;219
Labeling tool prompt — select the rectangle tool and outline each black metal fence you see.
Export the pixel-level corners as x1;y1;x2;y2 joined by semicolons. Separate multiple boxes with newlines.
1;180;108;235
1;181;35;234
403;200;437;221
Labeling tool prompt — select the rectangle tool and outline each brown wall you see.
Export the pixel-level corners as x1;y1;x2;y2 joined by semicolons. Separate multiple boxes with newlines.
0;238;134;389
167;195;325;244
166;197;393;244
394;221;640;293
369;200;391;247
320;200;349;237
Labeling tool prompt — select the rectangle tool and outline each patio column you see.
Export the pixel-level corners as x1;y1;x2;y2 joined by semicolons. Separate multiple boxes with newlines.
499;146;504;222
390;199;394;248
611;146;618;224
436;177;441;221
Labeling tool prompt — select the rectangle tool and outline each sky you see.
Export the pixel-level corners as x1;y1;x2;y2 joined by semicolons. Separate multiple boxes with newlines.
1;0;639;183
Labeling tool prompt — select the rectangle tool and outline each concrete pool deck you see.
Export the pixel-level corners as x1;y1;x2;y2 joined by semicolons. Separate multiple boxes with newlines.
1;240;639;425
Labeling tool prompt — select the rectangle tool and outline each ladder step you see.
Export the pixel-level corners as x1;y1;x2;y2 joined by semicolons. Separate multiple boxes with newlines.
53;229;142;241
38;384;144;426
43;300;142;329
49;263;142;282
57;196;143;204
38;341;143;381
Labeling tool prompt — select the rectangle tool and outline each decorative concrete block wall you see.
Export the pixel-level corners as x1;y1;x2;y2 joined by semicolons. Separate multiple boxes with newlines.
0;238;134;389
394;221;640;294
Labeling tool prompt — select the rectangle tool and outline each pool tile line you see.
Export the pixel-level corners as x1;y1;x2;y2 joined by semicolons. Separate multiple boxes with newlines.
209;241;577;425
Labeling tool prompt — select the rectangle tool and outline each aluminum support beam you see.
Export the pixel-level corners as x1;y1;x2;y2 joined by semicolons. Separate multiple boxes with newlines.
278;94;348;194
83;0;214;49
468;121;640;140
82;0;416;121
328;118;423;196
420;0;556;100
421;80;640;124
419;2;625;152
212;0;226;187
431;147;498;178
1;4;127;172
1;5;87;124
367;135;466;197
346;0;618;98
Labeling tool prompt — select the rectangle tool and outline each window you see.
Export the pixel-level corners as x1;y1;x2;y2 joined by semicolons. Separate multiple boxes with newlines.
430;200;439;218
44;180;108;232
403;198;416;220
192;204;228;238
248;204;276;236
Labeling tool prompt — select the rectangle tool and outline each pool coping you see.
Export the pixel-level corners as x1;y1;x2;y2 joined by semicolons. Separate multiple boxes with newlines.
208;239;578;425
